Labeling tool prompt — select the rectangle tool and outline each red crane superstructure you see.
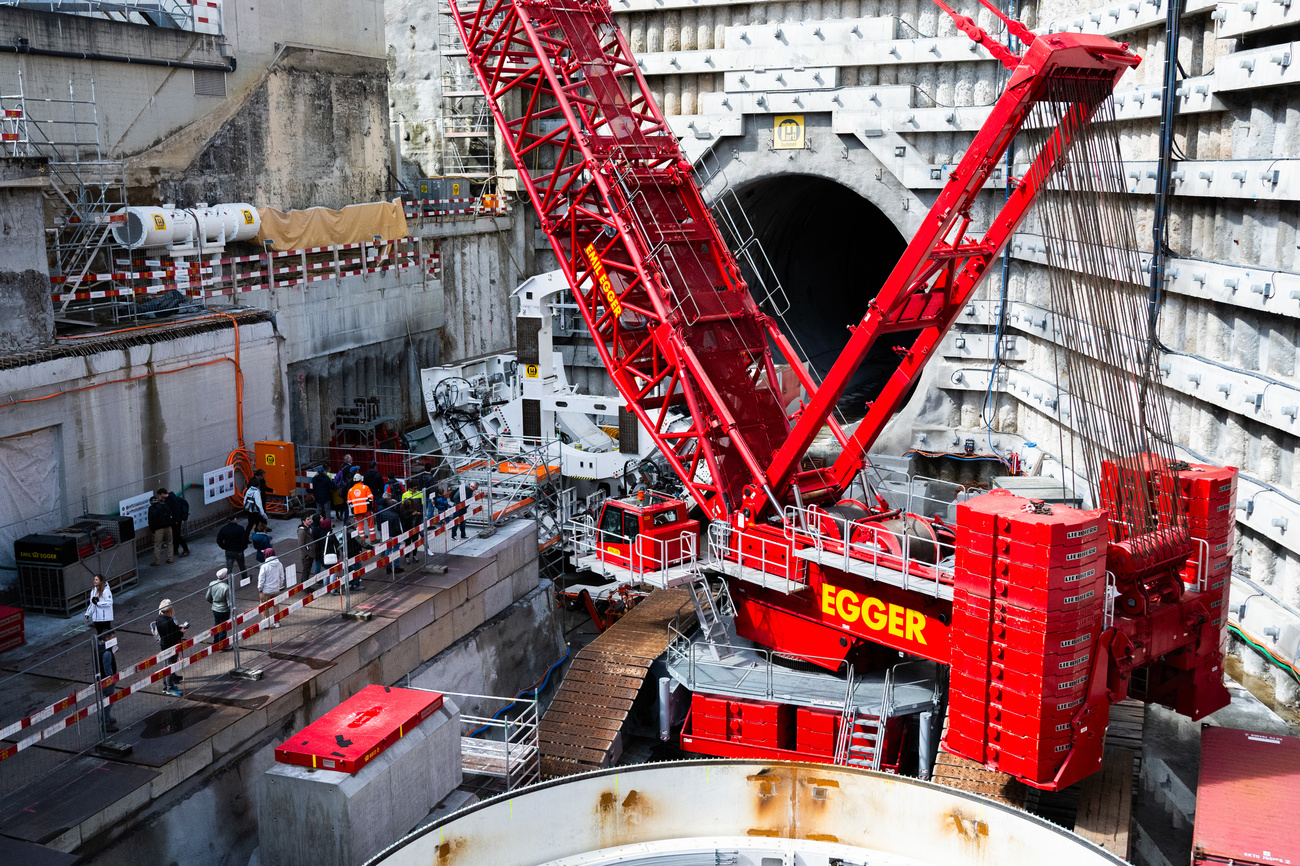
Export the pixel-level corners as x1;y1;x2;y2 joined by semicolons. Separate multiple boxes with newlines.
450;0;1234;789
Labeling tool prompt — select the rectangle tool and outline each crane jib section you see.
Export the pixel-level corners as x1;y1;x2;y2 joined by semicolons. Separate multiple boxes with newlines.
449;0;817;521
452;0;1141;524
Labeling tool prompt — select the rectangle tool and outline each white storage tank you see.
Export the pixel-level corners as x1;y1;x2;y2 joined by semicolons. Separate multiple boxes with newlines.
111;203;261;250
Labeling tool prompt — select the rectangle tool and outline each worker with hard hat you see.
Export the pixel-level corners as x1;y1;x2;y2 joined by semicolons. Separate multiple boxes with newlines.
347;472;375;540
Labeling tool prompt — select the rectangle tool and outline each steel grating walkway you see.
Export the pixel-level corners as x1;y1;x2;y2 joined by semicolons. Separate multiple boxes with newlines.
539;589;696;778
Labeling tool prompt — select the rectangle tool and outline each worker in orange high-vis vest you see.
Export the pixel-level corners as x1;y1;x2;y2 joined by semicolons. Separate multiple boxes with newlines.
346;473;375;540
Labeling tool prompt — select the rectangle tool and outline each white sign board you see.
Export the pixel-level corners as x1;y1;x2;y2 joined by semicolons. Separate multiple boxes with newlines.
204;465;237;504
119;492;153;531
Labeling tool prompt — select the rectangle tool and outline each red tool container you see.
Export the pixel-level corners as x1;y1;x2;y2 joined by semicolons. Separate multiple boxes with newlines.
275;685;443;773
1193;727;1300;866
0;605;24;654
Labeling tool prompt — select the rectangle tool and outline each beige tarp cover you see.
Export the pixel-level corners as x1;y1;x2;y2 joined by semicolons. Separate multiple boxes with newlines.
255;199;409;252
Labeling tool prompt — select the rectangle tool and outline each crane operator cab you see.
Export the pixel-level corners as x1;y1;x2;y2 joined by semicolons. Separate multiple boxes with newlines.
595;491;698;572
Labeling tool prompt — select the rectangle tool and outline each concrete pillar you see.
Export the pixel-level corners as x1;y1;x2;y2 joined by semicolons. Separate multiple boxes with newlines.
646;13;662;53
681;75;697;115
663;75;681;116
0;158;54;353
680;9;696;50
258;701;462;866
697;7;713;50
630;13;646;53
664;10;680;52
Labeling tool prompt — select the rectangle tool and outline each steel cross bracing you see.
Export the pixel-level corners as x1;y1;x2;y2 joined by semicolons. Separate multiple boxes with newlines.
448;0;841;522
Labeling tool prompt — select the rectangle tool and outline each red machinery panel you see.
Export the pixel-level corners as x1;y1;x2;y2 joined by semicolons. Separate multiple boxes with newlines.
275;685;443;773
688;693;794;750
0;605;24;654
1193;727;1300;866
796;707;841;757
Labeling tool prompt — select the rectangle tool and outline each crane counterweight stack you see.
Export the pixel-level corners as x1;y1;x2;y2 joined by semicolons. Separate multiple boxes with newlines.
451;0;1236;790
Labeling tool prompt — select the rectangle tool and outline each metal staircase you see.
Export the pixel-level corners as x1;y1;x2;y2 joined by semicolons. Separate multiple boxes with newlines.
0;69;127;310
687;576;733;659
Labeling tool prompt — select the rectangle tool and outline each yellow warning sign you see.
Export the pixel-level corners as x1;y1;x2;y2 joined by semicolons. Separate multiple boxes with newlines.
265;454;276;465
525;364;539;379
242;208;254;225
584;242;622;316
152;214;167;230
451;182;462;196
774;115;805;150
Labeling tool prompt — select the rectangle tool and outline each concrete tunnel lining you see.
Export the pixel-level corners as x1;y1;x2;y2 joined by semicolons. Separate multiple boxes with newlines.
730;174;911;417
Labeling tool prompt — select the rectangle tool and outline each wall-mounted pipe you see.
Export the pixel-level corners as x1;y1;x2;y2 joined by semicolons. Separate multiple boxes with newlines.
0;40;237;73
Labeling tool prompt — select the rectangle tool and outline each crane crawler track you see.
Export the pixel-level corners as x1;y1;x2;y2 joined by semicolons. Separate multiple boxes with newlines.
540;589;696;778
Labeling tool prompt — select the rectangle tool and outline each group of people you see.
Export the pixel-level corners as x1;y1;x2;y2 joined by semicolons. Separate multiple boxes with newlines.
146;488;191;567
312;455;475;555
87;457;480;715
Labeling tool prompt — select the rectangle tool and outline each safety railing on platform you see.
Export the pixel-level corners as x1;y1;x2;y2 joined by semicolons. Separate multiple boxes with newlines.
433;689;540;792
665;622;855;709
2;0;224;33
567;517;700;588
50;236;438;304
0;493;488;802
705;521;803;592
781;504;955;598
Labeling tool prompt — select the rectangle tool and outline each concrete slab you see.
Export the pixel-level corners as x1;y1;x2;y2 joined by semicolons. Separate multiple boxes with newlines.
0;672;94;730
258;702;461;866
36;699;247;769
0;756;158;845
0;834;80;865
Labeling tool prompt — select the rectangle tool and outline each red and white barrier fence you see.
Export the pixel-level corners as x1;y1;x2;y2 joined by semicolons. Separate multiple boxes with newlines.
51;237;439;302
0;490;488;763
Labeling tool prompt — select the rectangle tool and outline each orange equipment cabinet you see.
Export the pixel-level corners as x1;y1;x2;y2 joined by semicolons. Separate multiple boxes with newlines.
254;441;297;496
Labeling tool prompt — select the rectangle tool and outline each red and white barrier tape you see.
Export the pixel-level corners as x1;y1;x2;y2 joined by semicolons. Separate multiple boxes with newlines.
0;490;488;762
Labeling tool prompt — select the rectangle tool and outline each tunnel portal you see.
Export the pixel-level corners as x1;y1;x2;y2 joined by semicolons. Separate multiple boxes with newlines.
728;174;910;419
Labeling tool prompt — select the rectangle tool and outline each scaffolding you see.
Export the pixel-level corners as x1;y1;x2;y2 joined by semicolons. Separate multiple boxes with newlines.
436;5;494;179
445;441;568;581
0;68;128;320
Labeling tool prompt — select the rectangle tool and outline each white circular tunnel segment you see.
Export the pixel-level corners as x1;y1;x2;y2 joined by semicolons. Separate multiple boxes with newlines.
366;761;1125;866
728;175;910;412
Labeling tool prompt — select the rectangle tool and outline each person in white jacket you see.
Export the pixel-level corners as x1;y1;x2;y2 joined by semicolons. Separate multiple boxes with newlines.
84;574;114;635
256;548;285;628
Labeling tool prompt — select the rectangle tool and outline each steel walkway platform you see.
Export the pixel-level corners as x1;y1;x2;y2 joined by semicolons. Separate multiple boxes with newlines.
539;589;696;778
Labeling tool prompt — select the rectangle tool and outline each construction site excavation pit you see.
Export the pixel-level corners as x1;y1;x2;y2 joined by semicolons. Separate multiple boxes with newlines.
366;761;1126;866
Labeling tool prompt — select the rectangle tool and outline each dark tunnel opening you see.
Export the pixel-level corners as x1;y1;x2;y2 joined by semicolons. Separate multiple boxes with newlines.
727;175;911;420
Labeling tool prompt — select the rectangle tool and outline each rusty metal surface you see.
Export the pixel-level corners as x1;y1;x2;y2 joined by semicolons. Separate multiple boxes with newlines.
1193;727;1300;866
539;590;696;777
366;761;1128;866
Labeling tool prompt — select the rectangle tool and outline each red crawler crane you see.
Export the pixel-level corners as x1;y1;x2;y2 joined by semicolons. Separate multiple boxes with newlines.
450;0;1234;789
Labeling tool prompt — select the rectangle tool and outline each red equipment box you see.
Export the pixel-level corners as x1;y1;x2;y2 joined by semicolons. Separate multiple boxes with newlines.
955;490;1106;547
951;626;1098;678
956;548;1107;592
274;685;443;773
689;694;794;749
954;565;1106;611
952;589;1104;632
795;706;841;757
957;527;1106;570
1193;727;1300;866
1176;463;1237;503
0;605;24;654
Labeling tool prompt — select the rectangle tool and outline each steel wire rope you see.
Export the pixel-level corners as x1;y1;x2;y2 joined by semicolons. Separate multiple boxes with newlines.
1031;80;1185;554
